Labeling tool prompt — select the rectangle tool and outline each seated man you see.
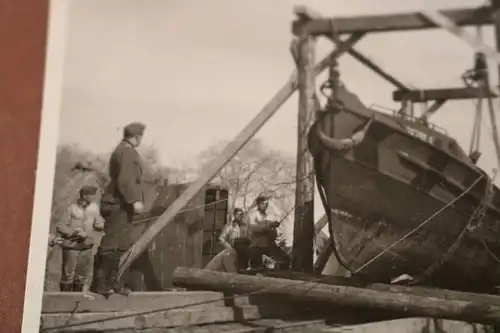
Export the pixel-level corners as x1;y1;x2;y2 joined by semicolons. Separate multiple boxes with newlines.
205;238;250;273
246;195;290;270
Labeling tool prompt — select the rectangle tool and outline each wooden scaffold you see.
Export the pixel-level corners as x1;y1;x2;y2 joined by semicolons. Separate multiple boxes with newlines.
40;1;500;333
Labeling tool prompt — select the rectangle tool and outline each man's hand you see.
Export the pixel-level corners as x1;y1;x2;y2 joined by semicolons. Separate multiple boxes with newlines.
76;229;87;238
133;201;144;214
351;130;367;145
269;221;280;228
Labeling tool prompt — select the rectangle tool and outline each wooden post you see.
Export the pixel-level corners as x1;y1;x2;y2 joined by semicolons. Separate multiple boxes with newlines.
493;1;500;77
490;0;500;167
292;25;316;273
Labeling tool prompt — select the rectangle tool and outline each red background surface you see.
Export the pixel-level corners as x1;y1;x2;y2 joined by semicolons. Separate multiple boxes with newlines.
0;0;50;332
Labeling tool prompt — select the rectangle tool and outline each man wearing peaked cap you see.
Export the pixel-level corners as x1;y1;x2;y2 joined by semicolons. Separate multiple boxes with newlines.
123;122;146;137
91;121;146;297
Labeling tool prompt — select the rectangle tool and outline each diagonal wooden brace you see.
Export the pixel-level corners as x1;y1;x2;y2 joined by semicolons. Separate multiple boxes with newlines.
418;99;447;120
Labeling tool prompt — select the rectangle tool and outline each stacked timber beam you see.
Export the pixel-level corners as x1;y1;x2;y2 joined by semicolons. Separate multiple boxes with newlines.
172;267;500;326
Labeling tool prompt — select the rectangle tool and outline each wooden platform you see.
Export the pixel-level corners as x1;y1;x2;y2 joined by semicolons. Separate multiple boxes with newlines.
40;291;494;332
40;291;348;332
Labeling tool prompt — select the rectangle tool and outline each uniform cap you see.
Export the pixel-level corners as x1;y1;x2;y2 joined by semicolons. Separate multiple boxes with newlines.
80;185;98;196
124;122;146;137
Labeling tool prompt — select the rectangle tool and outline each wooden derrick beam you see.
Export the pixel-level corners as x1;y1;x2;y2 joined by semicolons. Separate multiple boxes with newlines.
294;6;411;91
292;6;493;36
173;267;500;325
393;87;497;102
117;32;365;277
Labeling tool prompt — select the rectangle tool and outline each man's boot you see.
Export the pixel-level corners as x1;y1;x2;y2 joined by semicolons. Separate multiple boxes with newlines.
90;253;114;297
73;280;84;292
108;256;131;296
59;281;74;292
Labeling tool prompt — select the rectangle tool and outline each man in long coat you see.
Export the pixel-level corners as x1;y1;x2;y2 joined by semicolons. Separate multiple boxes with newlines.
91;122;146;296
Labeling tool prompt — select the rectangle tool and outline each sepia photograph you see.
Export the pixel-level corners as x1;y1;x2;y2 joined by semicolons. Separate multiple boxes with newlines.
19;0;500;332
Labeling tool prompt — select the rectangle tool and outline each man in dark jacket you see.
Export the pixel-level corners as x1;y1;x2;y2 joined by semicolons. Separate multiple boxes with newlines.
91;122;146;296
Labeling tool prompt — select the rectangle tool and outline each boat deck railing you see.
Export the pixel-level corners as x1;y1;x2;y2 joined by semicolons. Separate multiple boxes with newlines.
369;104;448;136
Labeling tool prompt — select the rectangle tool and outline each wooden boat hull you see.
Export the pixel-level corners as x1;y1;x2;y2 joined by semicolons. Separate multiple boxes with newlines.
308;90;500;292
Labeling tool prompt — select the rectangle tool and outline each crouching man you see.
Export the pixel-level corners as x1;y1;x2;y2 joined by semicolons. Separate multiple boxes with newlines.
56;185;103;292
205;238;250;273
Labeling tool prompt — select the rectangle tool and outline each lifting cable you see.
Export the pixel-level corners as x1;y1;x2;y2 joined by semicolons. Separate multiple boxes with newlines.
408;175;492;286
464;25;487;161
351;175;484;275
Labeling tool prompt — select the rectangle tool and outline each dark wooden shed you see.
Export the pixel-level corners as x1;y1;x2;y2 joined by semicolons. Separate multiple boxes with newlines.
126;182;229;291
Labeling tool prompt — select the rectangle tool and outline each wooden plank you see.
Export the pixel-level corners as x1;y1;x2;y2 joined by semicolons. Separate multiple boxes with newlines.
292;28;316;273
116;32;365;278
393;87;496;102
320;317;487;333
144;319;334;333
41;291;226;313
42;291;339;314
39;304;324;332
293;6;493;36
172;267;500;325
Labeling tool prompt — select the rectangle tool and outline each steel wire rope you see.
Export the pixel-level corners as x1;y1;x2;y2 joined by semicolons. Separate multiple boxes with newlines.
352;175;484;275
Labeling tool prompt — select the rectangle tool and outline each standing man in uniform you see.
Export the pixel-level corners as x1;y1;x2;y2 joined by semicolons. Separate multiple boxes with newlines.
246;195;290;270
56;185;102;292
91;122;146;296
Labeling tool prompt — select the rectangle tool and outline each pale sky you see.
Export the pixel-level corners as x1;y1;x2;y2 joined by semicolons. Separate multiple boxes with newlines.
57;0;500;221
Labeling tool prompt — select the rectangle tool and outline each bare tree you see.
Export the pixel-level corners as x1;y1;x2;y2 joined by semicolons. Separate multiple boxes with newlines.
196;138;296;211
195;138;297;247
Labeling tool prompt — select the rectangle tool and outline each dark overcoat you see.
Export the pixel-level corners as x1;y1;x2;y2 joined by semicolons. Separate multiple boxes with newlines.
99;140;144;251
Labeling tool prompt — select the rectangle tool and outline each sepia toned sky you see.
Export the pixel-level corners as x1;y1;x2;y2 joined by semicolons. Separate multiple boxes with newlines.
57;0;500;223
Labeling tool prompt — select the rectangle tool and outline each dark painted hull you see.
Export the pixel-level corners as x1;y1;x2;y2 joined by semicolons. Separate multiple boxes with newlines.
309;93;500;292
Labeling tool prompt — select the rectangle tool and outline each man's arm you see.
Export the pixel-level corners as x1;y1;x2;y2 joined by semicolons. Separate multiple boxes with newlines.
246;211;273;233
218;224;233;250
55;206;77;238
116;148;143;205
88;202;105;231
